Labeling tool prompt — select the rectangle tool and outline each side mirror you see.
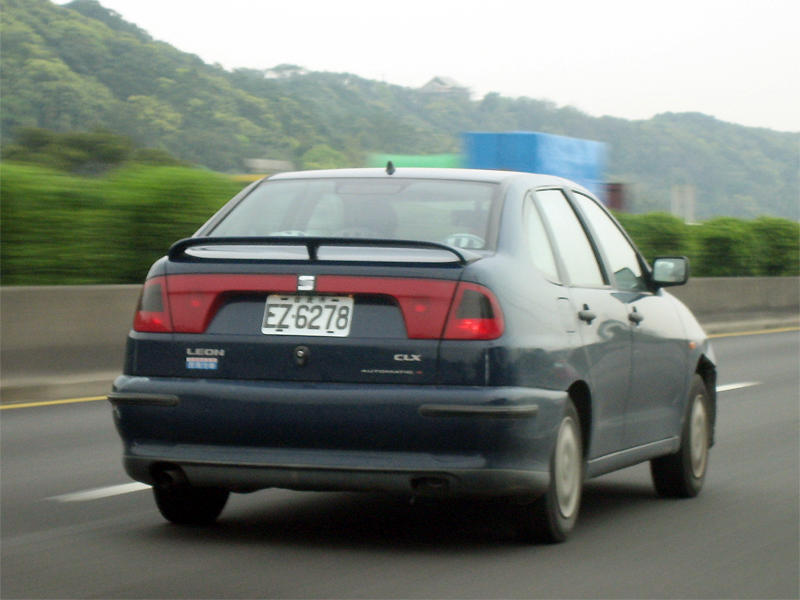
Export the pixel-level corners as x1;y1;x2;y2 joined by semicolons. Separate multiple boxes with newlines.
652;256;689;287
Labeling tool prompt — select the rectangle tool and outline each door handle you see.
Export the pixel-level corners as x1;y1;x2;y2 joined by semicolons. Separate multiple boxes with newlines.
578;305;596;325
629;308;644;324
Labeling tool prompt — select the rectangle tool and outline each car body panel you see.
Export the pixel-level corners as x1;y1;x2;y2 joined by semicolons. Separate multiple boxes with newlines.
625;290;691;447
567;286;633;458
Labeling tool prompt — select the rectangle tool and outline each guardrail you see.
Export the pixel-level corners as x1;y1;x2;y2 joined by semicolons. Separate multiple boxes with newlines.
1;278;797;397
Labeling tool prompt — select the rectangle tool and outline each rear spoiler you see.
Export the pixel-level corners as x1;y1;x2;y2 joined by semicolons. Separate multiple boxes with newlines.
167;236;482;265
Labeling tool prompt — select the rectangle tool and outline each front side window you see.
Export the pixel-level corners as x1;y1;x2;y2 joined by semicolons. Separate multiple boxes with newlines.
535;189;605;288
209;178;498;250
572;192;646;292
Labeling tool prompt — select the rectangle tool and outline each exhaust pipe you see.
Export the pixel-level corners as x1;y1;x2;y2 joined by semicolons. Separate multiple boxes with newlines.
152;465;188;488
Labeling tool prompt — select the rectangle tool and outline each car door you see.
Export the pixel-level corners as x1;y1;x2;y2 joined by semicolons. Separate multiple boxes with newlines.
569;191;689;448
534;188;632;459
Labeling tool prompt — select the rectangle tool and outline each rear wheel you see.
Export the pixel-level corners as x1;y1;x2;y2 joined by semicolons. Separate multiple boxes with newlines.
153;485;229;525
520;399;583;543
651;374;710;498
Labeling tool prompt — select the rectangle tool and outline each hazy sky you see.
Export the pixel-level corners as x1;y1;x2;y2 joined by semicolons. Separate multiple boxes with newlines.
59;0;799;132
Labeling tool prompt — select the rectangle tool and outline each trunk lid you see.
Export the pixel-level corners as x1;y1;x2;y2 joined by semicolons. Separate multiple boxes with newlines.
129;239;498;385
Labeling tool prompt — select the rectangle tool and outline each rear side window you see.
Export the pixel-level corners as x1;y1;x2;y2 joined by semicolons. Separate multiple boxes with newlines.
535;189;605;288
524;193;560;282
209;178;499;250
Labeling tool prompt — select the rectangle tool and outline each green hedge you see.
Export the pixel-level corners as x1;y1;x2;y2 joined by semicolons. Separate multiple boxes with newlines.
0;163;244;284
616;212;799;277
1;162;797;285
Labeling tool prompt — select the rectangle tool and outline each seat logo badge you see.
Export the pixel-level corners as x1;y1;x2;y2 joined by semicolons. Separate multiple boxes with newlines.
298;275;316;292
394;353;422;362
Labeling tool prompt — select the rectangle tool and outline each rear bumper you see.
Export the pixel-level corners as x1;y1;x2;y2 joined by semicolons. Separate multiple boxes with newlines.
123;456;550;497
110;375;567;497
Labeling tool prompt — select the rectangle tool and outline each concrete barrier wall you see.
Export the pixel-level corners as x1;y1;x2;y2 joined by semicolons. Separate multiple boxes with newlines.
1;285;141;387
1;278;798;390
669;276;800;320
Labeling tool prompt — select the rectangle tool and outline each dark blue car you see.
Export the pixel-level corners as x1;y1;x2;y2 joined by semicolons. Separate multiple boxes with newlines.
110;167;716;542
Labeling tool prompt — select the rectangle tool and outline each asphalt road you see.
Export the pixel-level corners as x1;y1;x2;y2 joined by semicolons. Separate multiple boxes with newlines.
1;330;798;599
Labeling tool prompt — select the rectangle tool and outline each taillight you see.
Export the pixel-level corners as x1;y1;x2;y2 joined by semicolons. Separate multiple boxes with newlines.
132;274;297;333
443;282;504;340
133;276;173;332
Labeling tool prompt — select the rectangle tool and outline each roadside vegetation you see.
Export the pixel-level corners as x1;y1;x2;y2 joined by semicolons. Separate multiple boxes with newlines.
614;212;799;279
1;150;797;285
0;161;243;285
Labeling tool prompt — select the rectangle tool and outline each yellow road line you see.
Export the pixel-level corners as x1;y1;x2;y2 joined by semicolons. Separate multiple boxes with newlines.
0;396;107;411
709;326;800;339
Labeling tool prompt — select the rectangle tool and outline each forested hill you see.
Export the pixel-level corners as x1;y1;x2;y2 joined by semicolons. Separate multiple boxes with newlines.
1;0;797;219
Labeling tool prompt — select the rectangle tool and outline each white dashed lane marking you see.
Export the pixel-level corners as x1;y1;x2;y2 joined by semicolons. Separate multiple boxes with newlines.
716;382;761;393
47;482;151;502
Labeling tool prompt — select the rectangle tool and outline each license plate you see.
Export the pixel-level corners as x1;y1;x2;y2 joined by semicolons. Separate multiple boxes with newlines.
262;295;354;336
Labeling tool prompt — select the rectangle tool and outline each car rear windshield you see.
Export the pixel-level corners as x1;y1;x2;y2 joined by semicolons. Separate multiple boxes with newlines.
208;178;500;250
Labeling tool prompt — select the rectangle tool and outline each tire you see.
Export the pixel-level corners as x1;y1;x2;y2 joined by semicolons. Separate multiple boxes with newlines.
520;399;584;543
651;374;711;498
153;485;229;525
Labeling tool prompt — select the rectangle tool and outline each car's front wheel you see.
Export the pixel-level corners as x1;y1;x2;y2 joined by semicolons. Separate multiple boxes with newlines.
153;484;229;525
650;374;711;498
520;399;583;543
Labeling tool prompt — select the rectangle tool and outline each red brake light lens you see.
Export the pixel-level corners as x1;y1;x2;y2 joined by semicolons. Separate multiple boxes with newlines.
443;282;504;340
133;276;173;332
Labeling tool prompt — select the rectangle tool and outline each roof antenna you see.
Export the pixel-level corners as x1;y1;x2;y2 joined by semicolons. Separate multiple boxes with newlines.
385;161;395;175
